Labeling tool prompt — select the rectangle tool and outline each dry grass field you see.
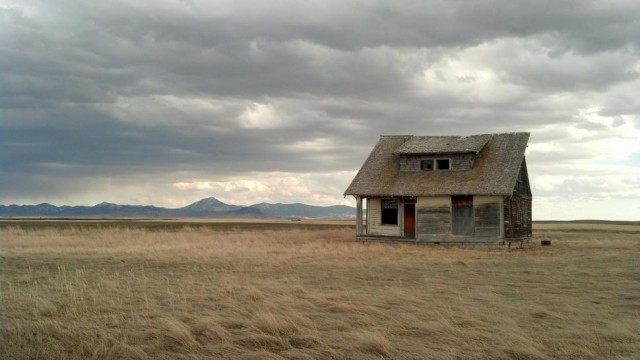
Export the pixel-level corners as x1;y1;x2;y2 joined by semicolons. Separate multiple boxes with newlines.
1;221;639;359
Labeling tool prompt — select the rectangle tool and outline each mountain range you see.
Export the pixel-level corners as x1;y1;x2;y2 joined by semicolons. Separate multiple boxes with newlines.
0;197;355;219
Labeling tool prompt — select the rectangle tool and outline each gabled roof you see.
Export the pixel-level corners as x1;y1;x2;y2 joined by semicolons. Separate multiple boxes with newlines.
344;132;530;196
394;134;491;155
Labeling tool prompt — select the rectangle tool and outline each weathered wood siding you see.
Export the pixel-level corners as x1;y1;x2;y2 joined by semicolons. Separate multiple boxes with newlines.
473;196;502;238
366;197;402;237
362;195;506;243
399;154;475;172
415;196;502;242
416;197;451;240
504;159;533;239
452;195;474;235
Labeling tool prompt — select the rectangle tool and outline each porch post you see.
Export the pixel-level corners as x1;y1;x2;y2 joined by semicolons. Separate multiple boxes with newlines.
355;195;362;236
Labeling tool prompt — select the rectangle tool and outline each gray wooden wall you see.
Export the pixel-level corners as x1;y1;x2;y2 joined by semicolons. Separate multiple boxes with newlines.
366;197;402;237
415;195;503;242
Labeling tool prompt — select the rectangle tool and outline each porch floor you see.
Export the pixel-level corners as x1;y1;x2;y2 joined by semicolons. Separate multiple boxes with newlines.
356;235;531;247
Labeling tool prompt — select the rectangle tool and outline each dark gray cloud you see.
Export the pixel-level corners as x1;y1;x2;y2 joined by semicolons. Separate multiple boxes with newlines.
1;0;639;218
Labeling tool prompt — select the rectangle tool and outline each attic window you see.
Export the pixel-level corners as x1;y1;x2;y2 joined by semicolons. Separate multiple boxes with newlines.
420;158;450;171
437;159;450;170
420;160;434;171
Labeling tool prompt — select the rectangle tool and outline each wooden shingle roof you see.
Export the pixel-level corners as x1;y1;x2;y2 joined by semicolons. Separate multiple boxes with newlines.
394;134;491;155
344;132;530;196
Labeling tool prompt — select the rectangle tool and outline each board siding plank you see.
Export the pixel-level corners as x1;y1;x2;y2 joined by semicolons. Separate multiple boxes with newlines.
417;206;451;235
452;196;474;236
474;202;500;237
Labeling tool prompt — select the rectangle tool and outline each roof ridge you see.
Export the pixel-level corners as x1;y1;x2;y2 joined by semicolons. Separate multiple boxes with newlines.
382;132;530;137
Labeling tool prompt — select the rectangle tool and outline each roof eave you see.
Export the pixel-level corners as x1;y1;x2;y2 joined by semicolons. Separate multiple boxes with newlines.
393;150;480;156
344;192;511;197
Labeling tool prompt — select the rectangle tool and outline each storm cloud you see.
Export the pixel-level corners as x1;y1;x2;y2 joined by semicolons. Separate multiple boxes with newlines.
1;0;639;219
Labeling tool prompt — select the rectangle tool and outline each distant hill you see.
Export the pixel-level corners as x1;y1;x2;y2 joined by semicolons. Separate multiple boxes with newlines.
177;197;243;216
0;197;355;219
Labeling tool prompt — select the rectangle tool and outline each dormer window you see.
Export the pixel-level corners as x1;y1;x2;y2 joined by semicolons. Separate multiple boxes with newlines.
437;159;450;170
420;158;450;171
420;160;434;170
395;134;490;173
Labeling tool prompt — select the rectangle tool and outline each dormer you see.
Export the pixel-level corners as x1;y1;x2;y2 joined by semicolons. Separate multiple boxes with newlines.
395;134;492;172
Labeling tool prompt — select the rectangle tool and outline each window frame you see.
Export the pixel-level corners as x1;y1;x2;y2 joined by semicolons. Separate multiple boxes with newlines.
380;198;399;225
420;158;452;171
436;158;451;170
420;159;434;171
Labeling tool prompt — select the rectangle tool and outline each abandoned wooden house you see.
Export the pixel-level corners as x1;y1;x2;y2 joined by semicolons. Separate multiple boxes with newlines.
344;132;532;244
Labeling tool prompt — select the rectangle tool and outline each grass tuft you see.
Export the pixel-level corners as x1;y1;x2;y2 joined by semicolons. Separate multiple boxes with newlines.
192;316;231;343
93;341;149;360
34;298;58;317
153;318;198;350
253;311;299;337
353;331;392;356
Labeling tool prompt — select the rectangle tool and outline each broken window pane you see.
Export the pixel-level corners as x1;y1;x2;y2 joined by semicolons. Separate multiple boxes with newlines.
381;199;398;225
421;159;434;170
437;159;450;170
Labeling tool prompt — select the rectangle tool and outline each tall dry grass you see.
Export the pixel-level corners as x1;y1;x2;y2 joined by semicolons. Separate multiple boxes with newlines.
1;224;639;359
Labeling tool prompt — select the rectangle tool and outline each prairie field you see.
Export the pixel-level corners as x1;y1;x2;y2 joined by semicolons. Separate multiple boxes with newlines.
1;221;639;359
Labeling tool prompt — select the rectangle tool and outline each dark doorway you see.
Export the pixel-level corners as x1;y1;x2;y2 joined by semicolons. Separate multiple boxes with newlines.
404;203;415;238
452;195;474;236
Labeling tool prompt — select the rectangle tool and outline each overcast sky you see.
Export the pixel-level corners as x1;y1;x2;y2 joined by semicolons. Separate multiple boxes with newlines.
2;0;639;220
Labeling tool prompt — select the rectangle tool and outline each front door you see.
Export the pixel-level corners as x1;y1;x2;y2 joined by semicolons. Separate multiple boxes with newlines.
404;203;415;238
